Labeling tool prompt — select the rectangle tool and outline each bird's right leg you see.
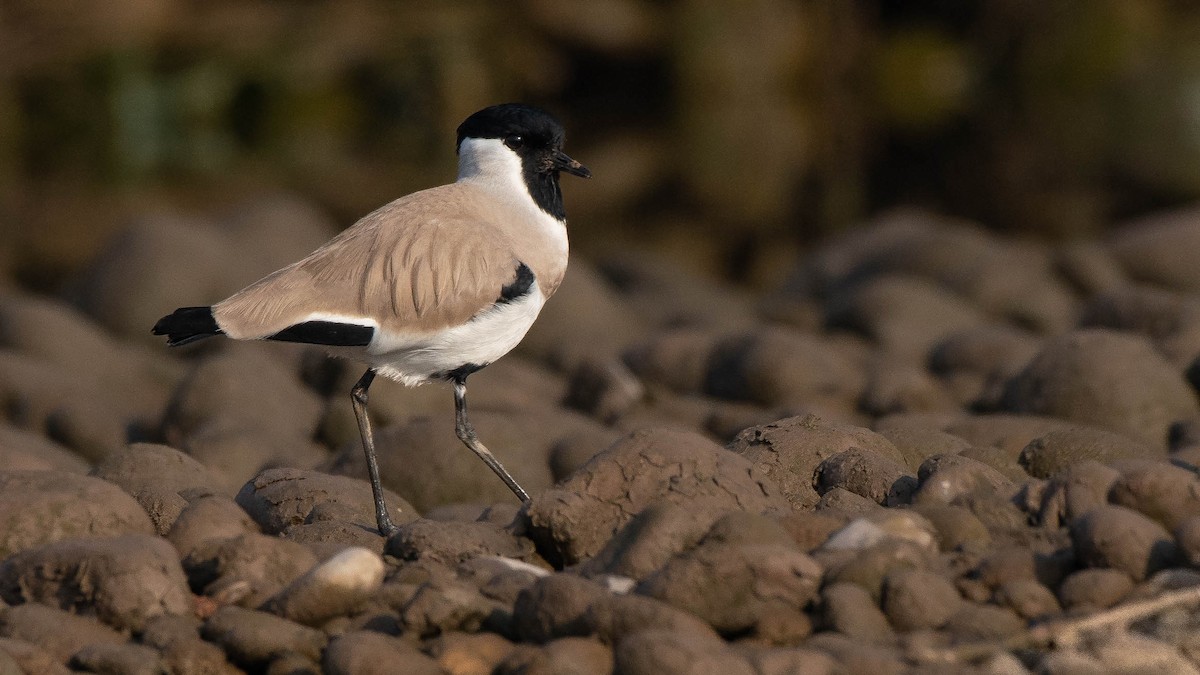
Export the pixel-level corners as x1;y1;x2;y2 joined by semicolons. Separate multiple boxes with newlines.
351;368;398;536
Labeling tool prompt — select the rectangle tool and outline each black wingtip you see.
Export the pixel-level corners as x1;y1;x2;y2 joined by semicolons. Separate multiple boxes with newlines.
153;306;222;346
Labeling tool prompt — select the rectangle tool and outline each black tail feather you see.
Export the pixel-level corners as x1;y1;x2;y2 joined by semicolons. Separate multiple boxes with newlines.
153;306;223;346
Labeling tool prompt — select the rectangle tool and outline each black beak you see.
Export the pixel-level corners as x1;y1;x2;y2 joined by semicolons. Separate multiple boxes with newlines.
553;149;591;178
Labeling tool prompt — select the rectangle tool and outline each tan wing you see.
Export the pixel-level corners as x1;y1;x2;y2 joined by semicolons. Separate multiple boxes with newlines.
213;186;524;340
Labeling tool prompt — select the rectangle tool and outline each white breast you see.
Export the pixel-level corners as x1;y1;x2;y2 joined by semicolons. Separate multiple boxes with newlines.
364;285;547;386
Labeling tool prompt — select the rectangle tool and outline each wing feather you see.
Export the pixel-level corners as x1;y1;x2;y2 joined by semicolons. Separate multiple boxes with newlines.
213;186;525;339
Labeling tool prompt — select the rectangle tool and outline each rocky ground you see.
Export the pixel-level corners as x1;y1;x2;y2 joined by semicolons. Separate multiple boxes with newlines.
5;197;1200;673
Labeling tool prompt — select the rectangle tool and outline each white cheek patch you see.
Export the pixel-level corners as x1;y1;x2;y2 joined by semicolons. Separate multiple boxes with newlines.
457;137;527;194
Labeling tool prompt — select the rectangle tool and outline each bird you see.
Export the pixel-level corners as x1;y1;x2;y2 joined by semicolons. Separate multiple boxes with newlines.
153;103;590;536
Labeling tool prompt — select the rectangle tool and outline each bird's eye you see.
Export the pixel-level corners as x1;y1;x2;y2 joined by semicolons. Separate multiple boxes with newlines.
503;135;524;150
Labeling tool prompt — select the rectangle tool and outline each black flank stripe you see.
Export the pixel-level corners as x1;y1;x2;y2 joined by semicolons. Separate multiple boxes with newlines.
268;321;374;346
498;262;535;304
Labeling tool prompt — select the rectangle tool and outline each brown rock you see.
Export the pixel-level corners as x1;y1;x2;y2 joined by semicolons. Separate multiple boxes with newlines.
859;358;960;417
588;593;721;646
400;576;505;638
821;540;935;601
1056;568;1134;611
1079;284;1200;348
624;328;722;394
90;442;226;534
814;447;917;506
283;520;389;560
0;604;123;662
613;629;754;675
576;499;733;581
563;357;644;423
821;582;894;643
909;504;991;552
457;556;547;607
1020;427;1158;479
1108;206;1200;292
496;637;614;675
235;467;417;535
1001;329;1199;447
0;424;89;473
1177;515;1200;566
512;574;608;643
164;347;325;443
825;274;991;359
804;632;906;675
431;631;516;675
323;630;440;675
738;646;841;675
881;568;962;631
728;414;903;510
912;454;1016;507
1091;632;1200;674
518;259;647;368
267;652;321;675
70;642;164;675
775;511;847;552
973;546;1073;590
875;423;972;472
995;579;1060;620
202;606;327;668
1109;461;1200;531
1071;505;1182;581
814;487;882;516
0;289;174;404
943;414;1077;459
704;328;864;407
185;532;318;608
548;428;623;482
942;603;1025;641
637;540;820;642
182;420;330;495
139;613;240;675
1036;460;1121;528
90;442;223;500
386;518;537;565
956;444;1028;482
167;495;260;559
0;352;111;456
523;427;788;566
0;470;155;558
0;534;191;631
0;637;71;675
73;199;333;342
929;326;1042;384
1057;240;1128;295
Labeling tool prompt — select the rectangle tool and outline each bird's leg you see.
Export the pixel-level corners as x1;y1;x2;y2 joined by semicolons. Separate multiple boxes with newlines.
351;368;399;536
452;377;531;502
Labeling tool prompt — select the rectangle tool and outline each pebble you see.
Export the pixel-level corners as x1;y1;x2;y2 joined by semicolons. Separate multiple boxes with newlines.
1070;505;1182;581
262;546;385;626
0;534;191;631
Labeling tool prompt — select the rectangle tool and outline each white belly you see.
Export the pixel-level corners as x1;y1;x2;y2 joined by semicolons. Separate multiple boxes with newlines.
363;286;546;386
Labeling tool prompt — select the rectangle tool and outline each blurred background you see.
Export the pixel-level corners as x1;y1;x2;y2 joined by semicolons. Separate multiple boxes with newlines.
4;0;1200;291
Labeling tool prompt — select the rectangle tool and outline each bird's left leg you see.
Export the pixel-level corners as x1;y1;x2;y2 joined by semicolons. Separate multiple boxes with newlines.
452;377;530;502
